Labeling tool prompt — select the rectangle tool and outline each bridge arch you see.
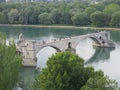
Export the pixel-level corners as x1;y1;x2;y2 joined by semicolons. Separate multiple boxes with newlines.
89;36;102;45
36;45;61;54
47;45;61;52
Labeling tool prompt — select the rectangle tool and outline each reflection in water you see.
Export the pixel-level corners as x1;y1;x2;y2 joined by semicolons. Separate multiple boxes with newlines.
86;47;115;64
86;45;120;86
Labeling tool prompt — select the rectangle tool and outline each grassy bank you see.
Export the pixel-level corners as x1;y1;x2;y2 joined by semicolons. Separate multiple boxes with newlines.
0;24;120;31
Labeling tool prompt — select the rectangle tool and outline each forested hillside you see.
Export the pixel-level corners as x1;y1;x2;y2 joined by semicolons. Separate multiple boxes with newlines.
3;0;120;4
0;0;120;27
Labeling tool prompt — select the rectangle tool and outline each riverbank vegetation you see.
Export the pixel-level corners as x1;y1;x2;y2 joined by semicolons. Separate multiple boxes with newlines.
0;32;22;90
0;0;120;27
32;52;120;90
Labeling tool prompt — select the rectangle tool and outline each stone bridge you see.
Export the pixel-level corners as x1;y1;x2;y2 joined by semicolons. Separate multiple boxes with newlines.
16;31;115;67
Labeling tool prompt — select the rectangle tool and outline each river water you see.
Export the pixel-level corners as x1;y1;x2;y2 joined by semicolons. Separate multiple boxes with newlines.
0;25;120;89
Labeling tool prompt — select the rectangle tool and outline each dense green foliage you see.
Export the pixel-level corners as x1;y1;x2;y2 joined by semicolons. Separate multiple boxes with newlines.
0;0;120;27
81;76;119;90
32;52;120;90
0;32;22;90
110;11;120;27
90;11;108;26
0;32;6;45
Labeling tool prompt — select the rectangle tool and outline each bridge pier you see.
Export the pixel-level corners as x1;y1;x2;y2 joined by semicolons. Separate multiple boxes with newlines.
65;42;76;53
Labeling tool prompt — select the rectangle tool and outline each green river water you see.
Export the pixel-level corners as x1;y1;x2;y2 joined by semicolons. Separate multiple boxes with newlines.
0;25;120;89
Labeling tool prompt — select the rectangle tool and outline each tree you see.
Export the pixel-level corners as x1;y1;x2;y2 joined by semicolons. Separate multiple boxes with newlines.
38;13;53;24
85;7;97;17
19;4;36;24
85;7;97;24
2;10;9;24
0;32;6;45
33;52;93;90
81;75;119;90
33;52;120;90
103;4;120;14
0;32;22;90
93;3;105;11
71;12;89;26
33;52;119;90
90;11;108;27
102;0;120;6
51;9;62;24
59;11;72;24
24;6;33;24
0;12;6;24
103;4;120;25
110;11;120;27
8;9;19;24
